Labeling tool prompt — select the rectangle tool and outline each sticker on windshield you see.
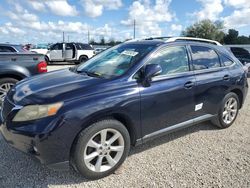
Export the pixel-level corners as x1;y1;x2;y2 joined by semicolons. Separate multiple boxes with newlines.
121;50;138;57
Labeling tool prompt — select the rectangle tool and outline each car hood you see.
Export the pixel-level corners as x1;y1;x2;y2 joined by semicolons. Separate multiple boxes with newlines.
12;68;108;105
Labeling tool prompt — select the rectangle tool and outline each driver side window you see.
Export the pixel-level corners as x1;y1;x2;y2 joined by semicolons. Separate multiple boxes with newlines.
147;46;189;76
51;43;63;50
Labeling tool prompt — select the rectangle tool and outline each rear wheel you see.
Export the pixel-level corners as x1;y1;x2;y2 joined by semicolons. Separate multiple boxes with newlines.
71;119;130;180
0;78;18;107
44;56;50;65
211;92;239;128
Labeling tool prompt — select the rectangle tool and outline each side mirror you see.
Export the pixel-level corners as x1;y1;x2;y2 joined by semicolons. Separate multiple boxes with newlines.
142;64;162;87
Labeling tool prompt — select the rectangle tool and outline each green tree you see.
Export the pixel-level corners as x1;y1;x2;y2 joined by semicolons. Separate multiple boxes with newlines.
224;29;239;44
89;38;96;45
108;38;116;46
182;19;225;43
224;29;250;44
100;36;105;45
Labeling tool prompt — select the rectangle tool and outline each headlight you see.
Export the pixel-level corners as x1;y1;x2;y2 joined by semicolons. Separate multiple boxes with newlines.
13;102;63;122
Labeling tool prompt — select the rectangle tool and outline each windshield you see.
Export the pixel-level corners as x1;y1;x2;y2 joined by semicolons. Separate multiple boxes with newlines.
76;43;156;78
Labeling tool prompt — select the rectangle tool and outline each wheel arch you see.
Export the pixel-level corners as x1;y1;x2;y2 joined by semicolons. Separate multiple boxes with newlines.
0;73;24;81
230;88;243;108
70;111;138;160
79;55;89;61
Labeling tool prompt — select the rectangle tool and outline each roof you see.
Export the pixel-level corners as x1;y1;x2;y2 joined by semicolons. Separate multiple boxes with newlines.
0;43;22;46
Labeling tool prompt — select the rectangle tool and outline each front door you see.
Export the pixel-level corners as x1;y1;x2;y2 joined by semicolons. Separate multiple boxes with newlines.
49;43;63;61
65;43;75;60
139;45;196;138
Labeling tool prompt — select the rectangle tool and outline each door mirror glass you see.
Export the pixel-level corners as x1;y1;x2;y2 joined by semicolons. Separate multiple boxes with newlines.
144;64;162;79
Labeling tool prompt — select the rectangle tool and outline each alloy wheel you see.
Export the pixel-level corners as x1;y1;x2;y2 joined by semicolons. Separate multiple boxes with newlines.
0;83;14;106
222;97;238;124
83;128;125;173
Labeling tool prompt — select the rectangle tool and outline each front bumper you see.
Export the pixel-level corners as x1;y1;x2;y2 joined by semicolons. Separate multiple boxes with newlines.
0;115;72;170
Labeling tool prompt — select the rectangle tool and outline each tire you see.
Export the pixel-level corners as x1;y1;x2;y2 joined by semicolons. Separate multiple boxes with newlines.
0;78;18;107
71;119;130;180
78;56;88;64
45;56;50;64
211;92;239;129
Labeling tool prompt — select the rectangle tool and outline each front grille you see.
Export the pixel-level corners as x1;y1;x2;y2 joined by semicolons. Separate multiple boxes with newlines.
1;97;15;122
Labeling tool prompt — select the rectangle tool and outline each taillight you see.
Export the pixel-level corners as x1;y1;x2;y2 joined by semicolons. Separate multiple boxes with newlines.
37;61;47;73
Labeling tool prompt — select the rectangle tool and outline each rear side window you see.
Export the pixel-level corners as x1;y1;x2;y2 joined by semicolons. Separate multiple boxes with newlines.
66;43;74;50
76;43;93;50
191;46;220;70
147;46;189;76
220;55;234;67
0;46;16;52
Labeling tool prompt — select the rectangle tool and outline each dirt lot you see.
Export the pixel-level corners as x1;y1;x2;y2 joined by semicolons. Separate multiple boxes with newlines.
0;68;249;187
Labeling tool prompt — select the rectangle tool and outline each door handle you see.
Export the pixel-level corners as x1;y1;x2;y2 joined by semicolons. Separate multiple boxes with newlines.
184;81;194;89
223;75;230;81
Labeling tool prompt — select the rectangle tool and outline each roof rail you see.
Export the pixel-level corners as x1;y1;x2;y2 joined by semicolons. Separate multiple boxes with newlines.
166;37;222;46
124;36;171;43
124;37;146;43
144;37;171;40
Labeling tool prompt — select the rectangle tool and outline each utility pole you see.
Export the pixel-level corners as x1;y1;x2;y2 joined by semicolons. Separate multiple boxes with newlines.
133;19;136;39
87;30;90;44
63;31;65;42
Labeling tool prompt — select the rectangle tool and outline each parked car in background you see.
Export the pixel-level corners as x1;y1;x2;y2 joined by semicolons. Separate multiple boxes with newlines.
227;47;250;77
0;44;27;53
94;46;109;54
0;37;248;180
45;42;95;64
30;43;50;55
0;51;47;107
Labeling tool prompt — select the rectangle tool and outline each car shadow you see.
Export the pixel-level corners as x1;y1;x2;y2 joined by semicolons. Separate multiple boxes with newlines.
129;121;218;156
0;121;218;187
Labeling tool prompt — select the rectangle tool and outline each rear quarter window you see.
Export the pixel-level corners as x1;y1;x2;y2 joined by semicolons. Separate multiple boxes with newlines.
220;55;234;67
76;43;93;50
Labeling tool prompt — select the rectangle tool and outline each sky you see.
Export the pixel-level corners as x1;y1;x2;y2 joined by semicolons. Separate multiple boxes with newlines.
0;0;249;44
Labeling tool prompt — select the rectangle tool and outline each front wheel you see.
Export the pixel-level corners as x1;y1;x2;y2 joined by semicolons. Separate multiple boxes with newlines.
211;92;239;128
71;119;130;180
78;56;88;64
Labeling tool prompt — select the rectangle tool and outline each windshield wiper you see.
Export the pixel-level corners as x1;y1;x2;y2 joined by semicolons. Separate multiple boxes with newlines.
76;69;103;78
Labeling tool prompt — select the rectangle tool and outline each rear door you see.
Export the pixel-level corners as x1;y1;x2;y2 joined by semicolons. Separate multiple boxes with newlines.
49;43;63;61
190;45;231;119
139;45;196;138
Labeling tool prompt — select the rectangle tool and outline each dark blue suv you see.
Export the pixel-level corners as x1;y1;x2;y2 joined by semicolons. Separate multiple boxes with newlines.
0;37;248;179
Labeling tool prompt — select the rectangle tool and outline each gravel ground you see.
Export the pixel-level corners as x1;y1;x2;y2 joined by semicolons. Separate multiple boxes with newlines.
0;69;249;187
